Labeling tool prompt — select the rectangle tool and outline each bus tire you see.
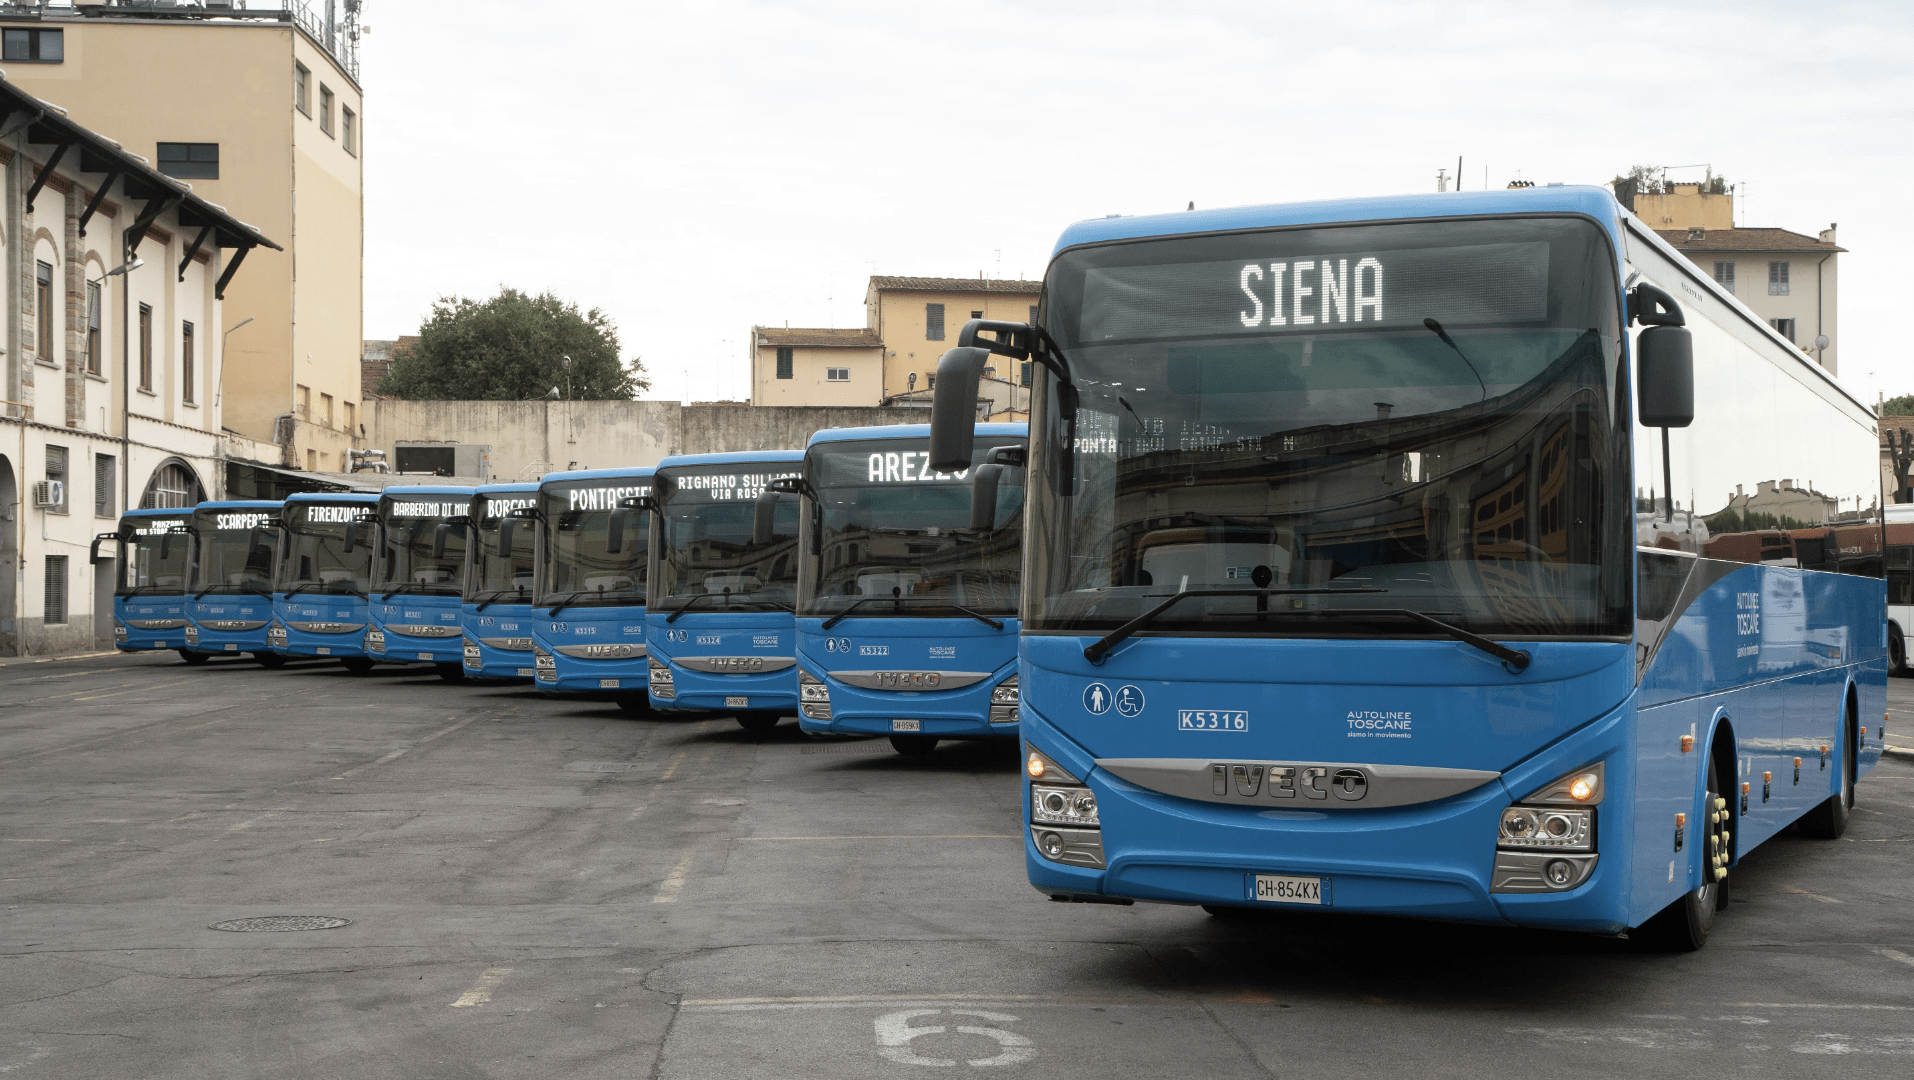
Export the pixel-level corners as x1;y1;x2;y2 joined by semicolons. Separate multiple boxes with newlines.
178;649;212;665
436;663;466;682
1642;749;1728;952
341;657;375;674
1799;710;1856;839
889;734;938;756
254;652;287;668
736;712;782;734
1892;625;1907;677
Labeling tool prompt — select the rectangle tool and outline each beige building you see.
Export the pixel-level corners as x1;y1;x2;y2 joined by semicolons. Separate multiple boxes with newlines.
749;327;884;407
865;276;1040;403
1612;178;1844;374
6;2;365;475
0;76;277;654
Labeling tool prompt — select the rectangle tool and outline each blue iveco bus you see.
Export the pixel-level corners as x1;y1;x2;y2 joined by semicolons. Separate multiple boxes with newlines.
926;185;1886;949
100;508;192;656
526;467;655;709
791;424;1028;755
182;500;284;666
645;451;803;732
367;485;475;680
461;482;541;680
272;491;380;672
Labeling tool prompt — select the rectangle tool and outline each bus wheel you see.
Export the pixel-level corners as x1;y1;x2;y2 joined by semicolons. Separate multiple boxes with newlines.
437;663;466;682
1799;709;1856;839
616;694;650;715
178;649;212;665
736;712;781;734
1892;626;1907;677
254;652;287;668
889;735;938;757
1643;749;1727;952
341;657;375;674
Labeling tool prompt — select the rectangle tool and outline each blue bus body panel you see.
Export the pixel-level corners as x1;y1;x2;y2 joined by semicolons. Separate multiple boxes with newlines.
273;492;380;660
806;422;1028;446
371;594;464;663
185;500;280;656
535;604;650;693
798;616;1020;738
647;610;798;712
464;602;539;678
113;508;192;652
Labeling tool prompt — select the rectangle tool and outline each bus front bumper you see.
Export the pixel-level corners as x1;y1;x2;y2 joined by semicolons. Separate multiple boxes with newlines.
369;626;462;664
463;637;537;680
795;666;1018;739
647;660;797;713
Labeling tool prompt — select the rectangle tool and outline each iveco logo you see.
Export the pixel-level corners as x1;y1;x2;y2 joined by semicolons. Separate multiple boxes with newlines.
709;656;766;671
1210;763;1369;801
875;671;942;689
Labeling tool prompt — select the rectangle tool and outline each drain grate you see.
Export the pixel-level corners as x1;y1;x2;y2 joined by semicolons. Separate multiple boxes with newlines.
210;915;351;933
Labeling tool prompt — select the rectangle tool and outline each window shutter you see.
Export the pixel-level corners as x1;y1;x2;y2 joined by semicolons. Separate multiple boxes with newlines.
926;304;945;341
95;454;114;517
44;556;67;625
775;347;793;380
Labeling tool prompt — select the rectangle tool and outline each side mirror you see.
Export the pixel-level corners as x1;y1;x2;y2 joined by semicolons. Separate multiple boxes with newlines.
91;532;118;565
958;318;1033;359
969;446;1026;532
1632;285;1693;429
928;346;994;472
606;508;629;554
159;532;174;560
765;476;807;497
752;489;781;547
432;523;451;560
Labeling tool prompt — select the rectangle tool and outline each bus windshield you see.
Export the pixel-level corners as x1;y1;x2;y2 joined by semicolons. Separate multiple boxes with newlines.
470;492;539;603
1028;214;1629;638
378;497;468;597
536;478;650;609
654;464;800;613
799;437;1024;618
121;516;191;595
279;503;374;596
190;508;277;596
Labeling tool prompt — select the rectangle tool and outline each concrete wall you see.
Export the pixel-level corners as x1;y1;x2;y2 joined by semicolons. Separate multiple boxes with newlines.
361;400;927;479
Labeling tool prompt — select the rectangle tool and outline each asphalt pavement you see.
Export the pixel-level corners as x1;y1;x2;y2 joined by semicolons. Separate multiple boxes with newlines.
3;651;1913;1078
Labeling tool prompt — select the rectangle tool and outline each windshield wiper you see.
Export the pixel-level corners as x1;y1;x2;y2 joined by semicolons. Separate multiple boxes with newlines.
1083;588;1388;664
285;581;365;598
821;595;1003;631
378;582;436;601
472;588;527;613
1421;318;1488;401
666;591;728;623
1264;609;1530;673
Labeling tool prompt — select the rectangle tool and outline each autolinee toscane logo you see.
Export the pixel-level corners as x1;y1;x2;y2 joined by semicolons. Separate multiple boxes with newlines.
1347;709;1412;738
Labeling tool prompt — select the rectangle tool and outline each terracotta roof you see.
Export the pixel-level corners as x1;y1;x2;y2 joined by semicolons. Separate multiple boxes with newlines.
1655;228;1846;254
868;276;1042;295
754;327;883;348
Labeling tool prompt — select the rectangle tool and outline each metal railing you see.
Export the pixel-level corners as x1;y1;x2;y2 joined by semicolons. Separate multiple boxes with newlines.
0;1;361;82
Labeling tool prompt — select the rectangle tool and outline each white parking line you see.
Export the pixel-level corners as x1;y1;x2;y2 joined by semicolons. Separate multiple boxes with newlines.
1874;948;1914;968
449;966;513;1007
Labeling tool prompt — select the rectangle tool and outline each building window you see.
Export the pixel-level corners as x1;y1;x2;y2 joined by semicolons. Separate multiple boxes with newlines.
297;384;311;419
1029;305;1039;323
321;392;334;427
141;461;202;509
35;261;54;365
342;107;356;156
46;445;67;516
1771;318;1797;342
3;28;63;63
156;142;219;180
344;401;357;434
926;303;945;341
295;63;311;115
826;368;850;382
181;322;196;404
1020;361;1032;387
95;454;115;518
85;281;101;376
319;85;335;136
306;448;318;471
138;304;153;391
1768;261;1790;296
775;347;793;380
44;556;68;625
970;310;983;320
1713;262;1735;294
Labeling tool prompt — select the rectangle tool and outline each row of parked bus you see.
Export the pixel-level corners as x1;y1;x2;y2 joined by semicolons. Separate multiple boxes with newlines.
102;423;1028;755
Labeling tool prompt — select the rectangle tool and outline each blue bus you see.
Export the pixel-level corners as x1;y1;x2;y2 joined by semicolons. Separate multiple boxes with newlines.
101;507;192;656
527;467;655;709
272;491;380;672
645;451;803;732
925;185;1886;950
367;485;475;680
461;482;541;680
792;424;1027;755
182;500;284;666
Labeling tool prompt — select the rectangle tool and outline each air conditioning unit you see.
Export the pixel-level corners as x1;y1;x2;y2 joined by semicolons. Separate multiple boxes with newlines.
32;480;64;509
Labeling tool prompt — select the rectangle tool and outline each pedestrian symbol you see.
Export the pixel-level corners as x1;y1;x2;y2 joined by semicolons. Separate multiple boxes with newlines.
1114;684;1146;717
1083;682;1113;715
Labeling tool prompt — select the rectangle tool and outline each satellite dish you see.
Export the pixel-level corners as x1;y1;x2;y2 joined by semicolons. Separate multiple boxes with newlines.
1815;335;1830;351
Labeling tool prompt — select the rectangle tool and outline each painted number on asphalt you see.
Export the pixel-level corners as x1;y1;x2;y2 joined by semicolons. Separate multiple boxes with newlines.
874;1009;1035;1067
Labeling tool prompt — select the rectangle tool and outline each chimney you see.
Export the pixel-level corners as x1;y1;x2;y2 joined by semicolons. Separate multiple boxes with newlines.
1687;227;1705;242
1819;223;1838;244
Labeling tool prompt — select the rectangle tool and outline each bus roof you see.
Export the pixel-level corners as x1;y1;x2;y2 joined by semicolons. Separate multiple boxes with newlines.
655;450;805;470
379;485;478;499
192;500;282;512
539;466;657;485
475;481;542;495
284;491;379;506
808;422;1027;447
120;507;195;519
1053;185;1622;255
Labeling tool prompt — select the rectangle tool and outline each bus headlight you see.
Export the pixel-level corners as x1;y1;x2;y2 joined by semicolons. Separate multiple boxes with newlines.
1032;785;1099;827
266;622;287;647
365;629;386;653
463;638;482;668
991;675;1019;705
648;656;674;698
1497;806;1593;852
799;669;829;719
535;644;557;683
184;624;199;646
114;621;128;642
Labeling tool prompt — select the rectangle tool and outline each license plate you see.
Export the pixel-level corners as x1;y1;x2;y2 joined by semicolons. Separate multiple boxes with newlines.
155;641;167;647
892;719;922;732
1252;874;1328;905
517;667;534;676
600;679;620;689
224;644;238;651
418;652;433;660
724;696;748;708
316;647;331;655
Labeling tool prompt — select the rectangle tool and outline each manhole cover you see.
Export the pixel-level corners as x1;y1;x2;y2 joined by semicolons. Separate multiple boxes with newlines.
209;916;351;933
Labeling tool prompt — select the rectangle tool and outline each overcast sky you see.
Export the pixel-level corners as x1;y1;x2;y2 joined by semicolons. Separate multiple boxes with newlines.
363;1;1914;405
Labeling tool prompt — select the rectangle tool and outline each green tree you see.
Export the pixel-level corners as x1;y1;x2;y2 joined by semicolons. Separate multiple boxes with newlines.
1882;394;1914;416
377;287;648;400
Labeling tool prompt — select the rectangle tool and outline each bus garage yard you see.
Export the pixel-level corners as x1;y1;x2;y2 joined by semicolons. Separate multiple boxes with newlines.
2;651;1912;1080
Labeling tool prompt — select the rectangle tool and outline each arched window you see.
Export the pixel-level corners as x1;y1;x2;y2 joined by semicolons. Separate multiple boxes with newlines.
140;459;205;509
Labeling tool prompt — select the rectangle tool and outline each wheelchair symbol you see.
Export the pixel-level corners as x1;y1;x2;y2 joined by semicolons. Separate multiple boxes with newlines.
1114;684;1145;717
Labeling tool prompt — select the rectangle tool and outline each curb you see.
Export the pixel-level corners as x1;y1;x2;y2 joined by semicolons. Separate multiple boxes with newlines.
0;649;143;669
